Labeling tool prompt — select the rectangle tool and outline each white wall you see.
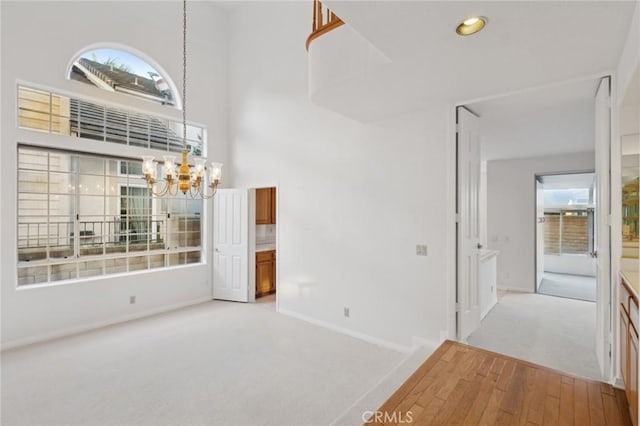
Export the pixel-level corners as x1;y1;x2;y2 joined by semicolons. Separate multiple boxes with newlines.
228;3;452;350
1;1;229;347
487;152;595;292
617;1;640;104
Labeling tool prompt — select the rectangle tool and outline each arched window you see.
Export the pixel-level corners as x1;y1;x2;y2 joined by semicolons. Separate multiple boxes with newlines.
68;47;179;108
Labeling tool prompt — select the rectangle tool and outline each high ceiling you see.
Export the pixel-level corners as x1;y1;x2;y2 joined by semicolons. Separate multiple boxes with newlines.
320;1;636;121
470;78;599;160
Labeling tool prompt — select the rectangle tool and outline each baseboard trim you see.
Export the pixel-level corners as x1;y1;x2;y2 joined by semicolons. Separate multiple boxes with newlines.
331;342;438;425
1;297;212;351
277;307;414;353
612;376;625;390
497;286;533;293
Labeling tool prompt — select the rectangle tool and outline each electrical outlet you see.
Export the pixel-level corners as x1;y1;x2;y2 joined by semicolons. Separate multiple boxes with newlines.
344;307;350;318
416;244;428;256
129;296;136;304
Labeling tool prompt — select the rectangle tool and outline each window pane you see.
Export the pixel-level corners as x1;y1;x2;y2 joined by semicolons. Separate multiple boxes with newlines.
18;87;51;132
70;49;177;107
49;172;76;195
168;252;185;266
129;255;148;271
129;113;150;148
18;193;47;217
78;156;104;175
544;213;560;255
51;263;76;282
18;147;49;171
51;94;71;135
18;170;48;194
79;260;103;278
149;254;165;269
17;145;203;286
49;220;74;259
186;251;201;264
18;266;48;286
105;109;128;144
105;257;127;275
561;214;588;254
19;86;206;158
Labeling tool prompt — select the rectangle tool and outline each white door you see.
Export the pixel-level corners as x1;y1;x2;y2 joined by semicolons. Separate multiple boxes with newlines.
213;189;249;302
594;77;611;379
536;178;545;291
457;107;482;341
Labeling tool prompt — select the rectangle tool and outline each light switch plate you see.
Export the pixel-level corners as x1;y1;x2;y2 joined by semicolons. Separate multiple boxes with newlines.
416;244;428;256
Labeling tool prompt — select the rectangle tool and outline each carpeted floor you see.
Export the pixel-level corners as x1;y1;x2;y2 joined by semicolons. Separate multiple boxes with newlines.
538;272;596;302
468;291;601;381
1;301;405;426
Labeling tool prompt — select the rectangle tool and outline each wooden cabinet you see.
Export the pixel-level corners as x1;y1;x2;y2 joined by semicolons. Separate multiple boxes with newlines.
620;274;639;426
622;308;630;385
256;187;276;224
256;250;276;297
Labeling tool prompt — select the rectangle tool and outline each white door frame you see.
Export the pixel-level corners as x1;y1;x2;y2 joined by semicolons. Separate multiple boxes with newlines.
449;72;619;383
533;170;596;293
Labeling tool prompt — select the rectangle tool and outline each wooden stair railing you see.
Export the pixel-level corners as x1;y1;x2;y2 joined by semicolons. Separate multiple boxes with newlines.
306;0;344;50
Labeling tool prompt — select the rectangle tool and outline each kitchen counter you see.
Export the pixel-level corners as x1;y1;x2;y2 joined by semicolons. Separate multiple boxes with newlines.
256;243;276;252
621;270;639;301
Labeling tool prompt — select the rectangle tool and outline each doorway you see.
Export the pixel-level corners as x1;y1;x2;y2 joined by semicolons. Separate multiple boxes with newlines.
454;76;612;381
535;172;597;302
212;186;278;306
254;187;277;305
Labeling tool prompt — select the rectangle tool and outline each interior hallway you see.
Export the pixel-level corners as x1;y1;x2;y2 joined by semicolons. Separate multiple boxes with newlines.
467;291;601;381
1;301;404;426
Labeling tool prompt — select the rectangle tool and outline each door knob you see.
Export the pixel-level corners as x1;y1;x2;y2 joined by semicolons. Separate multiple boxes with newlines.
477;243;483;249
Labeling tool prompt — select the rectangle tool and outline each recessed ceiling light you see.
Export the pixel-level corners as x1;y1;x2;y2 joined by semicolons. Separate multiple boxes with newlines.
456;16;487;36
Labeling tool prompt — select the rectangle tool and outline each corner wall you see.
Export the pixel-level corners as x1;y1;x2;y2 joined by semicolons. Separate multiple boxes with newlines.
487;152;595;292
0;1;229;347
228;3;453;349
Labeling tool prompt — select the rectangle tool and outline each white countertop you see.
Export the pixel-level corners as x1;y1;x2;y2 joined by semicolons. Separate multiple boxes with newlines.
256;243;276;252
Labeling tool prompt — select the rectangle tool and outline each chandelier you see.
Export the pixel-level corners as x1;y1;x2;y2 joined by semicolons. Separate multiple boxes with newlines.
142;0;222;198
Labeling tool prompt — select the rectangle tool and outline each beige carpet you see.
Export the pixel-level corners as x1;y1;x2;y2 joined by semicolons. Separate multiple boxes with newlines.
1;301;405;426
468;291;601;381
538;272;596;302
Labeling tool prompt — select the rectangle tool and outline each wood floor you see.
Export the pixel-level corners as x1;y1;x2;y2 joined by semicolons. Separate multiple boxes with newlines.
370;341;631;425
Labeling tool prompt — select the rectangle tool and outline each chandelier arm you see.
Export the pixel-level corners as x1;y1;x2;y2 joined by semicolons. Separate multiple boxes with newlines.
199;185;218;200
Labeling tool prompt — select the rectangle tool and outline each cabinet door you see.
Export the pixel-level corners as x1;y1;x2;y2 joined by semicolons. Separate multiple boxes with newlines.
630;326;638;426
622;308;629;385
256;188;271;224
256;259;273;296
270;188;276;224
271;251;276;292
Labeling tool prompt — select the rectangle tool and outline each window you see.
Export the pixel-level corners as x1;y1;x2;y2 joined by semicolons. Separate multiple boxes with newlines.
69;48;178;107
17;146;203;286
17;86;204;156
544;209;594;255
